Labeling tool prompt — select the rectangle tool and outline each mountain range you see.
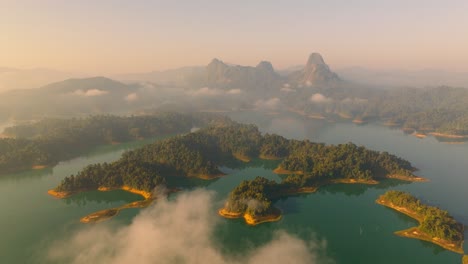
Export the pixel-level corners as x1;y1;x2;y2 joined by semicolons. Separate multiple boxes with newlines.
0;53;343;122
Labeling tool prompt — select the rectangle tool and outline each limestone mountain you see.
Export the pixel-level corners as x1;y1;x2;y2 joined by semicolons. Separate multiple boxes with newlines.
205;58;282;91
288;53;341;87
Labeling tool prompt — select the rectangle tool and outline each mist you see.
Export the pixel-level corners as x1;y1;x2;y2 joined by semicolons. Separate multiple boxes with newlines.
45;190;332;264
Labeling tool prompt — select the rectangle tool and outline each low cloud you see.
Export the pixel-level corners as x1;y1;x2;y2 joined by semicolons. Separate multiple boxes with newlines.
125;93;138;102
280;84;295;93
254;97;281;110
309;93;332;103
226;89;242;95
73;89;109;97
188;87;243;97
188;87;223;96
45;189;331;264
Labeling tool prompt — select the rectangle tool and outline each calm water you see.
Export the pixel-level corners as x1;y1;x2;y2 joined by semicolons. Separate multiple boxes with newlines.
1;112;467;263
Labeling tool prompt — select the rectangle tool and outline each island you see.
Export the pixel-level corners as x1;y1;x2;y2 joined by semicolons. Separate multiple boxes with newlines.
376;190;464;254
0;112;226;175
219;177;283;225
49;121;424;224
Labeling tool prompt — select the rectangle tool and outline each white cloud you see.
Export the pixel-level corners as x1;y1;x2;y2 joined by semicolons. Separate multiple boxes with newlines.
254;97;281;110
73;89;109;97
188;87;243;97
188;87;223;96
227;89;242;95
309;93;332;103
45;190;330;264
125;93;138;102
280;87;295;93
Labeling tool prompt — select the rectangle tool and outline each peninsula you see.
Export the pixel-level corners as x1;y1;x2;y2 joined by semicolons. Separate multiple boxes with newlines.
376;190;464;254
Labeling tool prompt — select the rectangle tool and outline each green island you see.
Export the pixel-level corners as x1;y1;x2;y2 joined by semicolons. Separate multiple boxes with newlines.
0;112;226;175
376;190;464;254
49;121;424;223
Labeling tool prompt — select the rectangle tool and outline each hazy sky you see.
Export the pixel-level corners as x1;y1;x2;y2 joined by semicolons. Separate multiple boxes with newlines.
2;0;468;74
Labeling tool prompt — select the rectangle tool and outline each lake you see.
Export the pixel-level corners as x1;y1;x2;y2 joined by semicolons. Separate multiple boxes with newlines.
0;111;466;263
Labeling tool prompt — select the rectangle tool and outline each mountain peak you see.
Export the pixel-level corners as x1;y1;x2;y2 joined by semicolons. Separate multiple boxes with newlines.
256;61;274;72
288;53;340;86
209;58;225;65
306;53;325;66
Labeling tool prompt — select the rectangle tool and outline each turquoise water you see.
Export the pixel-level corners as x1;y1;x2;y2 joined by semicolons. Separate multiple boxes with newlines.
1;113;467;263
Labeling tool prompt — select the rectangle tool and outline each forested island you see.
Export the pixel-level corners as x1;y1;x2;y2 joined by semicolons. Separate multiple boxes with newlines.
49;121;424;223
0;112;226;175
377;190;464;254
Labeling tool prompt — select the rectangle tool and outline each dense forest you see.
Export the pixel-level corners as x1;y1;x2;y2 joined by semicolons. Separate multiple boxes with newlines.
223;177;280;217
54;122;418;199
378;190;464;243
0;112;226;174
278;142;415;188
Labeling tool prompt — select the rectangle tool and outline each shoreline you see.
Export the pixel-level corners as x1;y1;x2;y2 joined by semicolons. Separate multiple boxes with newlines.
386;174;428;182
32;165;47;170
218;208;282;226
413;133;427;139
259;154;282;160
54;185;181;224
279;186;319;196
376;197;464;254
48;185;153;200
273;167;304;175
80;209;119;223
233;153;251;162
194;172;225;180
352;119;367;124
430;132;468;139
329;178;379;185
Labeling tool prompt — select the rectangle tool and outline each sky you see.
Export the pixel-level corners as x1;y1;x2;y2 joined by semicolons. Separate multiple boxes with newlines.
1;0;468;74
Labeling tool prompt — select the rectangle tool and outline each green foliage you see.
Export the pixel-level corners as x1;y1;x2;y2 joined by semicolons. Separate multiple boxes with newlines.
0;113;222;174
382;190;463;242
296;86;468;135
225;177;279;216
279;142;414;185
54;122;416;205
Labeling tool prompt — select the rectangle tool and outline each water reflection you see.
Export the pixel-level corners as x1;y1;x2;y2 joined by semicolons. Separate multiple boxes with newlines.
433;136;468;144
321;179;411;197
62;190;143;206
0;167;53;182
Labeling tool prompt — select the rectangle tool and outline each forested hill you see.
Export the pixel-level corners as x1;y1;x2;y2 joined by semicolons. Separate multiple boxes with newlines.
286;86;468;137
53;122;419;195
0;113;227;174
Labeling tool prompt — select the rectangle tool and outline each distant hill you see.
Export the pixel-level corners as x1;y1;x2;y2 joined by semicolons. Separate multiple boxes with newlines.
114;66;205;87
0;77;141;120
336;67;468;88
0;68;80;92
